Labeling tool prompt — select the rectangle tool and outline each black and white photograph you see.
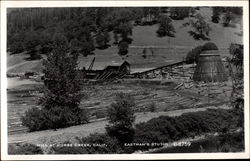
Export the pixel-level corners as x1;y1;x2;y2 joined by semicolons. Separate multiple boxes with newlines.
1;0;249;160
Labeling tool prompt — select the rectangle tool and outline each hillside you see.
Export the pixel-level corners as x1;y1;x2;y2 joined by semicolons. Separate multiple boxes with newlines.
7;7;243;74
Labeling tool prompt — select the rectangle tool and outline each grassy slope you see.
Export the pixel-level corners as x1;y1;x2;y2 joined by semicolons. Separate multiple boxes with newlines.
7;7;243;73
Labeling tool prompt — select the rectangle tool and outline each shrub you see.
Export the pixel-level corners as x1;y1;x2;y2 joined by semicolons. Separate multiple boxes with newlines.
52;108;242;154
9;41;25;54
229;43;243;70
8;143;43;155
106;93;136;144
95;111;106;119
22;106;88;131
28;52;42;60
21;107;48;131
133;109;240;151
149;102;156;112
44;106;88;130
202;42;218;51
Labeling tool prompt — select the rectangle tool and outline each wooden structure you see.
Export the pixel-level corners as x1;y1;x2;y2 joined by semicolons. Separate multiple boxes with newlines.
84;61;130;81
132;61;185;79
193;50;228;82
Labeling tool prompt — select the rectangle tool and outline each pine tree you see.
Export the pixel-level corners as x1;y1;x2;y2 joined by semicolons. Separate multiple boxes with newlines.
41;33;87;128
189;13;211;40
22;33;88;131
212;7;220;23
156;15;175;37
222;11;233;27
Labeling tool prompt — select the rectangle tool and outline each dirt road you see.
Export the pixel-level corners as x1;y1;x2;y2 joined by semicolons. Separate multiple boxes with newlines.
8;104;231;145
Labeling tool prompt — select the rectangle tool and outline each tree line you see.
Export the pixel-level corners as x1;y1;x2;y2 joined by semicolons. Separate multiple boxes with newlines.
8;7;242;58
7;7;218;58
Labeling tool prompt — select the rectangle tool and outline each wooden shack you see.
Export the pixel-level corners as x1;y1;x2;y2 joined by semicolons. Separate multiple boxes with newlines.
84;61;130;81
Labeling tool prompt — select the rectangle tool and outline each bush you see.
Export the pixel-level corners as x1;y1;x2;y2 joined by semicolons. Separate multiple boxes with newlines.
51;108;242;154
21;107;48;131
9;41;25;54
133;109;240;150
21;107;88;131
106;93;136;144
149;102;156;112
28;52;42;60
8;143;43;154
202;42;218;51
95;111;106;119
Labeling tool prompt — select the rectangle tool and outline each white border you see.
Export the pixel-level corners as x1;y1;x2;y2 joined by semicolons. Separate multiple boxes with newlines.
1;1;249;160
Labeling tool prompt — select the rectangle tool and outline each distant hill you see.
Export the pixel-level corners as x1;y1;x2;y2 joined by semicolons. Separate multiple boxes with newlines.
7;7;243;74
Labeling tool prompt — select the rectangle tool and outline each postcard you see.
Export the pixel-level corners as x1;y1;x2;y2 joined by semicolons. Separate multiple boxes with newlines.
1;0;249;160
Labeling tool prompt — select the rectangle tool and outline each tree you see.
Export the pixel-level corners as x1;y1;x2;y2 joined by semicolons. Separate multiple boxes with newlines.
189;8;196;17
113;32;119;44
185;45;203;64
211;7;221;23
189;13;211;40
106;93;136;144
42;33;83;109
114;22;133;44
229;43;243;70
43;33;88;127
222;11;233;27
156;15;175;37
95;30;110;49
170;7;190;20
22;33;88;131
118;41;129;56
81;40;95;56
8;31;26;54
39;30;54;54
